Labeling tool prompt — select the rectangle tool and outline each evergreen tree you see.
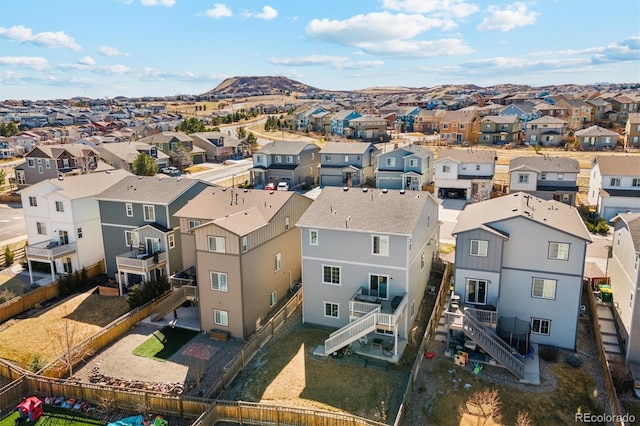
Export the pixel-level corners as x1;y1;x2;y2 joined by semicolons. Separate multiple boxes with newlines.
132;152;159;176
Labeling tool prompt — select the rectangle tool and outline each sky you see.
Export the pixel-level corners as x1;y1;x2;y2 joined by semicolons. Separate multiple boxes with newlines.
0;0;638;100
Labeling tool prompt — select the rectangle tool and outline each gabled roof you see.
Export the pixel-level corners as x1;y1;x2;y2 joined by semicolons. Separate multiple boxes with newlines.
435;148;496;164
296;186;437;235
138;131;193;144
481;115;520;124
320;142;377;155
379;145;434;159
501;101;537;114
440;110;479;123
527;115;566;125
27;144;98;159
96;142;169;162
19;169;132;199
257;141;319;155
96;175;209;205
575;125;618;137
453;192;591;241
595;155;640;176
331;109;360;121
508;156;579;173
611;213;640;252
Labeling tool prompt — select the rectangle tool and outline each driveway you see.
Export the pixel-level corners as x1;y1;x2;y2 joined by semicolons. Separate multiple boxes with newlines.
439;199;467;244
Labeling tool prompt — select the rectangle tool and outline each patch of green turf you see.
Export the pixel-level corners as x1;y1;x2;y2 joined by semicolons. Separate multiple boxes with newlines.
132;326;199;361
0;407;106;425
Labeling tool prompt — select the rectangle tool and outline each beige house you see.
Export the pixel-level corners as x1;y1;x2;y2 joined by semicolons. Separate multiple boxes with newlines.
174;188;313;339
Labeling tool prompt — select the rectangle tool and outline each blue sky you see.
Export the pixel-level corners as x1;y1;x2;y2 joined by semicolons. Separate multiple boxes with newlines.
0;0;638;100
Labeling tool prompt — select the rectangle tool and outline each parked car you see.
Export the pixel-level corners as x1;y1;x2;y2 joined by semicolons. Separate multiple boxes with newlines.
277;182;290;191
161;166;180;176
265;182;276;191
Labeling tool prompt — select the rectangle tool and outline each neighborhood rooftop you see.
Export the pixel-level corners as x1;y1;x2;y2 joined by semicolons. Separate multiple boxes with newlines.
436;148;497;163
257;141;318;155
612;213;640;252
296;186;435;234
508;156;580;173
22;169;132;199
595;156;640;176
95;175;208;204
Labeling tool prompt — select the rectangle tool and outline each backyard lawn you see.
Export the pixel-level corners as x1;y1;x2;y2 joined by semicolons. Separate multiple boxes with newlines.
0;407;106;426
0;291;130;367
132;326;199;361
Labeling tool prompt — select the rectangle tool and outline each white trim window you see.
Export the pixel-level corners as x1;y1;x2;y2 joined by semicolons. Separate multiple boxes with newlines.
286;155;293;163
125;231;138;248
45;159;50;169
310;229;318;245
532;278;556;299
55;201;64;212
36;222;47;235
372;235;389;256
409;159;417;167
369;274;389;299
168;234;175;249
125;203;133;217
274;252;282;272
466;279;487;304
77;227;83;239
385;157;395;167
284;216;290;231
214;309;229;326
610;177;621;187
241;236;248;253
531;318;550;335
143;204;155;222
269;291;277;307
442;164;451;173
188;219;201;229
518;174;529;184
470;240;488;257
274;155;282;163
27;158;35;167
210;271;228;292
322;265;341;285
208;236;226;253
548;242;569;260
324;302;339;318
28;196;37;207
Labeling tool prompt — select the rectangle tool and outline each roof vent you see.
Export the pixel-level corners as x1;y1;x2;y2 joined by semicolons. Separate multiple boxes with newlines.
158;177;163;181
269;190;274;194
222;187;227;191
57;176;64;181
106;170;111;174
343;187;349;191
243;189;249;193
382;189;388;194
138;176;143;179
362;188;368;193
399;189;406;195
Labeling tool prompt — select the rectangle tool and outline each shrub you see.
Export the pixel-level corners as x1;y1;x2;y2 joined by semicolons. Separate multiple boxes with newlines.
538;346;559;362
564;354;584;368
29;355;45;373
126;277;170;309
4;246;14;267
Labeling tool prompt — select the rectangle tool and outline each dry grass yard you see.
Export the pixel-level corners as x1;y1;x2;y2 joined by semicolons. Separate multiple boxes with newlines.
0;291;130;367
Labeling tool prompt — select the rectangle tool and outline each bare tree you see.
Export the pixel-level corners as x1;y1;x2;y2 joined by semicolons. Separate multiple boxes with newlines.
187;356;207;392
458;388;503;426
46;308;93;377
516;410;533;426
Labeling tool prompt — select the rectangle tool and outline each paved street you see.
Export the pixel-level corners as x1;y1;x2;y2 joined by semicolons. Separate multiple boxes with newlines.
0;202;25;244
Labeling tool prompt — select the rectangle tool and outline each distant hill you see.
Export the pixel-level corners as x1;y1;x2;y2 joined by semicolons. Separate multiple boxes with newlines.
203;76;321;97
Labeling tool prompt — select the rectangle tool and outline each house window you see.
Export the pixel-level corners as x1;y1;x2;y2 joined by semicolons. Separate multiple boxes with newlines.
143;205;155;222
16;171;25;185
421;252;425;270
409;159;417;167
325;155;331;162
269;291;277;307
386;158;396;167
558;173;564;181
322;265;341;285
125;203;133;217
274;252;282;272
540;173;546;180
372;235;389;256
310;229;318;245
55;201;64;212
188;219;200;229
38;165;43;174
531;318;550;335
36;222;47;235
28;196;37;207
284;216;290;231
344;155;349;162
470;240;488;257
475;165;480;171
124;231;138;248
443;124;449;129
442;165;450;173
532;278;556;299
27;158;35;167
45;159;50;169
208;236;226;253
286;155;293;163
210;271;228;292
214;309;229;326
168;234;175;249
410;300;415;318
548;242;569;260
241;236;248;253
518;174;529;184
466;279;487;304
370;274;389;299
460;124;466;130
275;155;282;163
633;178;640;187
562;194;569;201
324;302;339;318
77;227;83;239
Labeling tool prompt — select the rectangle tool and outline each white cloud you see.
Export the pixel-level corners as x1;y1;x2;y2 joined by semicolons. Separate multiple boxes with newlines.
254;6;278;20
204;4;233;19
0;56;50;70
360;38;474;57
0;25;81;50
94;65;131;75
267;55;383;70
78;56;95;66
590;36;640;64
99;45;128;57
382;0;480;18
141;0;175;6
477;2;538;32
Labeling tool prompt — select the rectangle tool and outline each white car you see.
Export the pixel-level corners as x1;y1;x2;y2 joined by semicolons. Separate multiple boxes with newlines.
277;182;290;191
161;166;180;176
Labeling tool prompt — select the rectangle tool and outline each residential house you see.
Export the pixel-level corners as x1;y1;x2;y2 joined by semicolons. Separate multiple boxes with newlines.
478;116;521;146
586;99;614;125
309;109;332;133
434;148;496;201
173;189;312;338
376;146;434;191
14;144;107;189
94;142;170;172
250;141;320;189
608;95;639;125
95;176;212;294
449;193;591;374
588;156;640;221
524;116;567;147
608;213;640;363
346;116;389;142
329;110;361;136
297;186;440;362
555;99;592;130
190;131;250;162
508;156;579;205
575;125;619;151
394;106;422;133
414;109;445;134
295;106;327;131
139;131;206;164
318;142;379;187
20;169;132;284
47;111;75;127
499;101;541;130
535;101;571;121
439;110;481;144
624;113;640;149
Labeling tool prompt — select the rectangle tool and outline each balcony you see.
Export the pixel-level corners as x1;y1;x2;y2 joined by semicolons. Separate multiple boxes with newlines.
349;287;407;326
116;250;167;273
444;295;498;330
170;266;198;301
26;241;77;261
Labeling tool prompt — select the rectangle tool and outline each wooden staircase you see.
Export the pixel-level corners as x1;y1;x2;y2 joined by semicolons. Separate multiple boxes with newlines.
150;287;187;322
323;308;380;355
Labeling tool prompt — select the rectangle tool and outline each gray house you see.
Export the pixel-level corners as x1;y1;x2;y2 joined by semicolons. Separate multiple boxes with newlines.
508;156;579;205
297;186;440;362
449;192;591;374
250;141;320;189
524;116;567;147
318;142;379;187
575;125;619;151
478;115;521;146
376;146;434;191
94;142;169;172
95;176;211;294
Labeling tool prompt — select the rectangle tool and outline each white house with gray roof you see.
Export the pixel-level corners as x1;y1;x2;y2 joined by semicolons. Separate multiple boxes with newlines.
588;156;640;221
318;142;379;187
250;141;320;189
297;186;440;362
20;169;132;284
447;193;591;378
434;148;496;201
524;115;567;147
508;156;579;205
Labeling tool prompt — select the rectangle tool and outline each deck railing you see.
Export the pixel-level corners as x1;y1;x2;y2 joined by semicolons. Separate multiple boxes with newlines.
324;309;379;355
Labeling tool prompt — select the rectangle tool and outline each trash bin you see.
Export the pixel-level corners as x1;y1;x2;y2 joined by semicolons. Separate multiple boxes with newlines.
599;284;612;302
